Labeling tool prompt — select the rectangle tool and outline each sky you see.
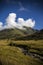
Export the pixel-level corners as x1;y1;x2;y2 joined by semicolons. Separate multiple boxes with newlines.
0;0;43;30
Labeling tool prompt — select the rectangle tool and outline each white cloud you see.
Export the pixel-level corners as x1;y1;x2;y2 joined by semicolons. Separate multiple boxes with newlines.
0;22;3;27
17;18;35;29
0;13;35;30
25;19;35;28
0;22;3;30
5;13;17;28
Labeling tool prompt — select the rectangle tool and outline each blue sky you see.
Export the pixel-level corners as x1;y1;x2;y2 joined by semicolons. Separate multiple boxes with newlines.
0;0;43;30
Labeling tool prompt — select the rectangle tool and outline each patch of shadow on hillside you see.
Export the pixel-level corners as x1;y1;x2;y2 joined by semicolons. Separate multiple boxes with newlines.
9;42;29;50
0;60;2;65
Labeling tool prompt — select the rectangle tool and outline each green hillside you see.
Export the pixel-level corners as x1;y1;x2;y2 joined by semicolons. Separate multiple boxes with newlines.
16;29;43;40
0;27;36;40
0;28;43;65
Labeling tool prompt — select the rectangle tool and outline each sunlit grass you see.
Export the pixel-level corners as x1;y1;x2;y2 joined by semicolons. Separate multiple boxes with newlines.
0;39;43;65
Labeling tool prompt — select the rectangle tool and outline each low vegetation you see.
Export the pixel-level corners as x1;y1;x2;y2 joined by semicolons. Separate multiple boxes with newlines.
0;39;43;65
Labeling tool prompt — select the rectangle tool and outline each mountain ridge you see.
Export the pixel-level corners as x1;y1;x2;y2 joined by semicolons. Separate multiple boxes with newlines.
0;27;43;40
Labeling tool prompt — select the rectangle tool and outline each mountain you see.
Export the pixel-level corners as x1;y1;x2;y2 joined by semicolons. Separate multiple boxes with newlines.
0;27;43;40
17;29;43;40
0;27;36;40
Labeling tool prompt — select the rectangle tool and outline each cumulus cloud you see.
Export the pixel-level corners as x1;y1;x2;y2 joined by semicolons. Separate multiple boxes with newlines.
0;13;35;30
18;18;35;28
5;13;17;28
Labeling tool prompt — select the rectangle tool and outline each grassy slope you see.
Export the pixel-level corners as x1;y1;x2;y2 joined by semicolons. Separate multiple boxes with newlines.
0;29;25;39
0;28;36;39
0;40;43;65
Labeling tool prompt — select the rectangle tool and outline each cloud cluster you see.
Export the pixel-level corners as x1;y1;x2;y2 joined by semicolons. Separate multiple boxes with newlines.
0;13;35;30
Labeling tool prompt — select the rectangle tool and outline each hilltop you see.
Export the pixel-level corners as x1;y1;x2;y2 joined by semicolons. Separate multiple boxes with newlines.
0;27;37;40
